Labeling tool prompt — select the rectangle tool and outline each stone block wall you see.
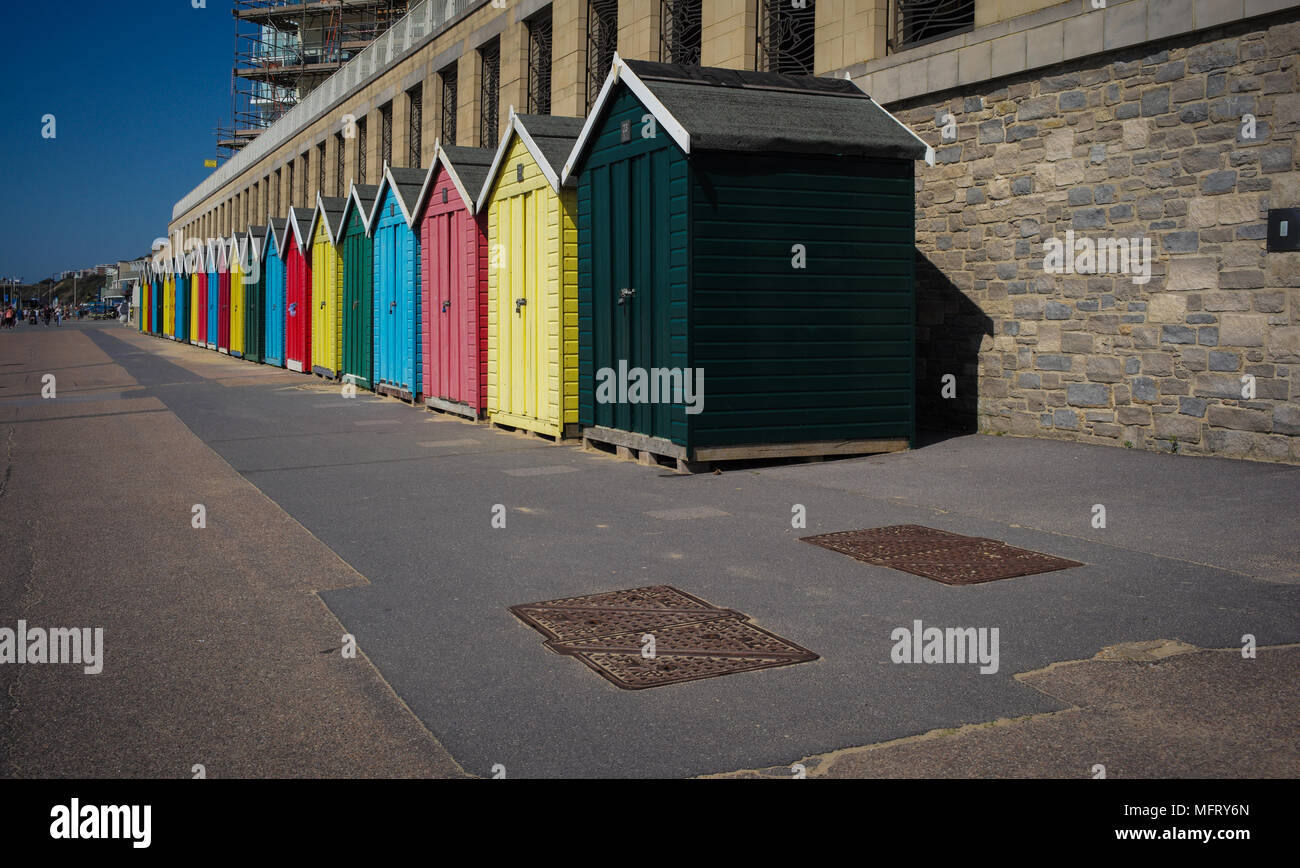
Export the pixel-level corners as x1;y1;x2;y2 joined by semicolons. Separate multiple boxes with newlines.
898;10;1300;462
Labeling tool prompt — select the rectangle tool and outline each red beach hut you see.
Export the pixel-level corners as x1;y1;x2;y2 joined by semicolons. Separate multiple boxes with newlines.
412;142;495;418
282;208;314;373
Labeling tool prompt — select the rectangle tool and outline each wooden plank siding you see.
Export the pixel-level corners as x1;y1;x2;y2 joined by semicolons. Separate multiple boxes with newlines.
577;86;689;446
230;242;246;358
341;210;374;389
419;166;488;415
242;239;264;365
371;187;422;399
311;227;344;378
484;134;579;438
263;233;286;366
687;152;916;449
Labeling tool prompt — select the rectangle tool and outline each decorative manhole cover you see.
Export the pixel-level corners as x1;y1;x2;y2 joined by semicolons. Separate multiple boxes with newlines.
801;525;1083;585
510;585;817;689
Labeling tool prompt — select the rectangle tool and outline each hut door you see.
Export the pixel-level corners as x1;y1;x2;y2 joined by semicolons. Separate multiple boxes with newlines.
614;153;673;439
431;210;459;403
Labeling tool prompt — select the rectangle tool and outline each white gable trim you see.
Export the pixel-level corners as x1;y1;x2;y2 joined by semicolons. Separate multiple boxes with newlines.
561;54;691;186
475;108;565;213
864;94;934;166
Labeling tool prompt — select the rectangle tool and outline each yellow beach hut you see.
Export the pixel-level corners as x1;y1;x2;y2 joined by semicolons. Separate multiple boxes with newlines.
476;111;584;439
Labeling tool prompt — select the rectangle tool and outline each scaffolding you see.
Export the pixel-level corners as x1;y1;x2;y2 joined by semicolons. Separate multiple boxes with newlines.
219;0;409;158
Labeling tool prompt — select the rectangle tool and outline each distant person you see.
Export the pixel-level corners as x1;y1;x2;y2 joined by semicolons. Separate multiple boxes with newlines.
55;305;63;326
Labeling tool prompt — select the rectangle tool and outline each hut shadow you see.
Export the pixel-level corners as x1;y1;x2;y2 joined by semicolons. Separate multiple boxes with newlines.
914;250;993;442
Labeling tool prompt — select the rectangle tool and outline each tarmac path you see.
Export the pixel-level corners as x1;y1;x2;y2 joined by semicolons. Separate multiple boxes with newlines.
2;321;1296;778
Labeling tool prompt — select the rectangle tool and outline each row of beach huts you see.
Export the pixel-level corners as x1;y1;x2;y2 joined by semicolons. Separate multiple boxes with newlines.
141;58;927;467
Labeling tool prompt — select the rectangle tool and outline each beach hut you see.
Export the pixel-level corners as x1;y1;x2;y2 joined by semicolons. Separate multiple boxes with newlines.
308;193;347;379
141;265;151;333
153;262;164;336
205;240;219;350
412;142;494;418
162;261;175;339
340;183;378;391
369;163;426;401
563;58;927;464
228;234;245;358
216;237;231;353
243;226;267;364
477;111;585;438
263;219;287;367
174;256;189;343
283;208;314;373
189;245;204;346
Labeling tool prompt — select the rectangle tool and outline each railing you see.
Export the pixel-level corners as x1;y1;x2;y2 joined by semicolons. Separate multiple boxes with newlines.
174;0;488;222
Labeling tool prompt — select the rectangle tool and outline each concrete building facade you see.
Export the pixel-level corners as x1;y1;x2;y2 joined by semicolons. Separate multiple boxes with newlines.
167;0;1300;462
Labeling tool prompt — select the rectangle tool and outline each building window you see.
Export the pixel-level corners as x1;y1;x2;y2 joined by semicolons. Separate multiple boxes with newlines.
586;0;618;110
479;38;500;147
318;142;326;198
301;151;309;205
894;0;975;51
273;169;280;216
527;9;553;115
440;64;458;146
756;0;816;76
335;132;346;196
659;0;702;65
380;101;393;168
408;84;423;167
357;117;368;184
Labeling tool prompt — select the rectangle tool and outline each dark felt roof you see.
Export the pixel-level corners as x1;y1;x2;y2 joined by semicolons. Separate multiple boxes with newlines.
386;166;427;218
317;196;348;241
441;145;495;202
517;114;585;176
342;184;380;229
622;59;926;160
288;208;314;245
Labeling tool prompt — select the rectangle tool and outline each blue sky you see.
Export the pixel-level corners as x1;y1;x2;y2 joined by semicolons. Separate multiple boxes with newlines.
0;1;233;281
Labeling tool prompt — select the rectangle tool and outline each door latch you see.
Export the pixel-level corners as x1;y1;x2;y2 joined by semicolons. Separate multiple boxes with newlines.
389;299;397;313
515;297;527;314
618;287;635;305
442;300;451;313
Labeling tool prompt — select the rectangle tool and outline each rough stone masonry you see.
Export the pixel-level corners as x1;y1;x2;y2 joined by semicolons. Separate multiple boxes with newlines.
905;10;1300;463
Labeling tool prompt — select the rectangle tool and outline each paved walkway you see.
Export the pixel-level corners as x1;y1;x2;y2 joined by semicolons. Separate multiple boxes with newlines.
0;323;465;777
2;322;1296;777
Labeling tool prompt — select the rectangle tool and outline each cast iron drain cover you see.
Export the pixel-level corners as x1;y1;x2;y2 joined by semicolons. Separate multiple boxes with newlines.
510;585;817;689
801;524;1083;585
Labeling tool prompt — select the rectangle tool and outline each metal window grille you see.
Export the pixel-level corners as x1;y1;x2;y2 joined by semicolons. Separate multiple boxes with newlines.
585;0;617;111
318;142;326;197
273;169;280;216
408;84;423;167
756;0;816;76
527;10;553;115
441;65;458;147
357;118;367;183
892;0;975;51
659;0;702;65
335;132;345;196
301;151;309;204
479;38;501;148
287;161;295;209
381;101;393;167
